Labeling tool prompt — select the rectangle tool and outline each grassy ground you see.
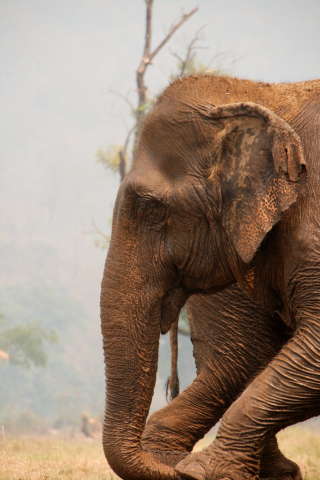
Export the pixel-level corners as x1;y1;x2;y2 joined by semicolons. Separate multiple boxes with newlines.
0;436;118;480
277;427;320;480
1;427;320;479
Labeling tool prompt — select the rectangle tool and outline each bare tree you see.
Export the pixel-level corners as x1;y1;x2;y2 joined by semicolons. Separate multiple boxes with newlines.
170;25;208;79
135;2;198;147
96;1;198;183
169;26;240;81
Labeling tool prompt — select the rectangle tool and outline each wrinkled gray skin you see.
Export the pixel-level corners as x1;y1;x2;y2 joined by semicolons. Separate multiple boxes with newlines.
100;76;320;480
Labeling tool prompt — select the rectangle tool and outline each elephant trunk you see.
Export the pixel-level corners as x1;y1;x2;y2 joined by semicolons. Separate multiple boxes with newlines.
100;246;177;480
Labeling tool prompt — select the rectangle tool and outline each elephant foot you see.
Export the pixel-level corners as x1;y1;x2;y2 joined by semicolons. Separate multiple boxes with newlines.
175;449;210;480
175;447;257;480
259;470;301;480
175;443;301;480
259;465;301;480
259;436;302;480
261;476;299;480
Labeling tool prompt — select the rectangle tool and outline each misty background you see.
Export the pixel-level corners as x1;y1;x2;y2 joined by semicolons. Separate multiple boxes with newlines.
0;0;319;431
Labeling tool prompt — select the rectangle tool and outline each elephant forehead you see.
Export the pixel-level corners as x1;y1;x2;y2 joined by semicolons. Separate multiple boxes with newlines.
134;141;200;185
135;126;210;184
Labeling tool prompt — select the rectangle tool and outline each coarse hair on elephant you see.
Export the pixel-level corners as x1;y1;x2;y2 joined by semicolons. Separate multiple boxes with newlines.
100;75;320;480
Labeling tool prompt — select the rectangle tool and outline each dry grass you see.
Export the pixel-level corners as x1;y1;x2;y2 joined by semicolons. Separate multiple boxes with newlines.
277;426;320;480
1;427;320;479
0;436;120;480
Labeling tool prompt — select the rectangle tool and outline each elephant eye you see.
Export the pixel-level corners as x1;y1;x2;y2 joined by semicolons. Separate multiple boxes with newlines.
138;201;148;211
136;198;167;225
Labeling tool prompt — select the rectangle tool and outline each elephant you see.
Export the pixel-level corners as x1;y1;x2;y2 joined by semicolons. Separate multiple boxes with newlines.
100;75;320;480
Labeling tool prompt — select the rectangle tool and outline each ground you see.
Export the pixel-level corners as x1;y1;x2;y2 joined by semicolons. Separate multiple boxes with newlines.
0;436;114;480
0;426;320;480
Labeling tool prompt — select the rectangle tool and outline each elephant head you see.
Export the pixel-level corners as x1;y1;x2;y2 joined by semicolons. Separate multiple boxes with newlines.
100;91;306;480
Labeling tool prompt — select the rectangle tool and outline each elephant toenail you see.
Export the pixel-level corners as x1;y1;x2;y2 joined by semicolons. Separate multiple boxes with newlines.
175;461;206;480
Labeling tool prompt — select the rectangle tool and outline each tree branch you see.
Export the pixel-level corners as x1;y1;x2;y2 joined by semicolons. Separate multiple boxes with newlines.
150;7;198;62
142;0;153;62
119;122;137;181
170;24;207;77
110;89;135;112
136;5;198;113
85;220;110;240
123;122;137;155
119;150;126;182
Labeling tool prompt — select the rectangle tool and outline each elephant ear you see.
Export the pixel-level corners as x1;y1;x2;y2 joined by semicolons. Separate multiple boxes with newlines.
207;102;306;263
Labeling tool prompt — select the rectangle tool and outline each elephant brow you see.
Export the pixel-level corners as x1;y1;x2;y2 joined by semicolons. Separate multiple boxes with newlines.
125;182;169;206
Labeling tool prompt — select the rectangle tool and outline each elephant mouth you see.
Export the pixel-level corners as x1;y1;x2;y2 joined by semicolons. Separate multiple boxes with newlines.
160;286;189;334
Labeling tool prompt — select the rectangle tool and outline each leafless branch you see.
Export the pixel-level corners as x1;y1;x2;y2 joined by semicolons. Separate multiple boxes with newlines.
123;122;136;155
119;122;137;181
149;7;199;62
136;3;198;112
171;51;184;63
206;42;244;74
170;25;207;77
119;150;126;183
84;220;110;240
110;89;135;112
142;0;153;63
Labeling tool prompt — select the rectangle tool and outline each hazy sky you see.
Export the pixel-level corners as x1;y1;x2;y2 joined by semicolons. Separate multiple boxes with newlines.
1;0;319;299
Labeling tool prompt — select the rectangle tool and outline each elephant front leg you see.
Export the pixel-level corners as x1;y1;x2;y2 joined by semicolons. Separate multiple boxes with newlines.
176;316;320;480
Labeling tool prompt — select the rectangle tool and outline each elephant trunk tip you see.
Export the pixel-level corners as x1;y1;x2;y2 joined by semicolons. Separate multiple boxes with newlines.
103;435;177;480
